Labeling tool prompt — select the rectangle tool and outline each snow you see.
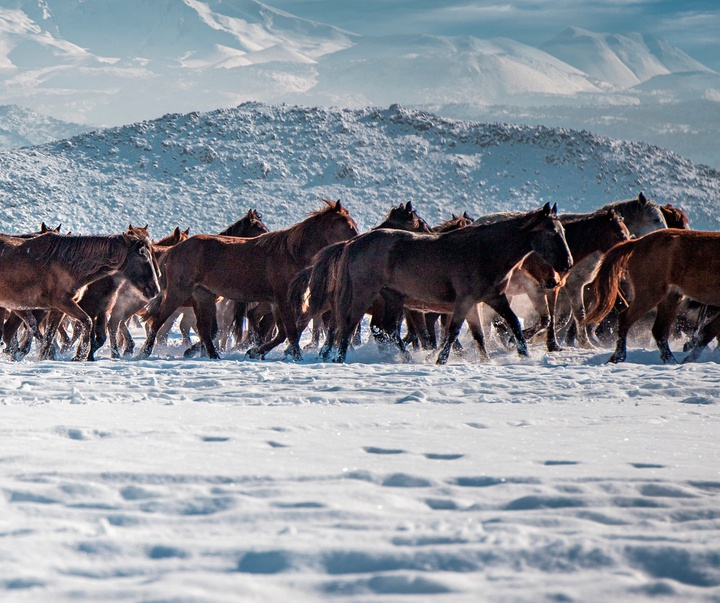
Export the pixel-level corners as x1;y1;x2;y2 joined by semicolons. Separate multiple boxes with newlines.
0;101;720;601
2;333;720;602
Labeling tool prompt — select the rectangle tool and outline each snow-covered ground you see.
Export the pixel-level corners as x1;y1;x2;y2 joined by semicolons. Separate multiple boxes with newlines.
2;328;720;602
1;104;719;601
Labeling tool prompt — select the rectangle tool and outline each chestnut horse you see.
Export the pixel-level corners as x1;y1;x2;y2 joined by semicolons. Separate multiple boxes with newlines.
585;229;720;363
0;230;159;361
332;203;573;364
139;200;359;360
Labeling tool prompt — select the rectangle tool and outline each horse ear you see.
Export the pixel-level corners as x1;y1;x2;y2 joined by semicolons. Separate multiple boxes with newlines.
638;192;647;204
55;224;62;233
128;223;134;230
143;224;149;230
405;201;414;212
335;199;343;210
183;228;190;236
551;203;558;217
40;222;49;232
541;202;551;216
173;226;180;236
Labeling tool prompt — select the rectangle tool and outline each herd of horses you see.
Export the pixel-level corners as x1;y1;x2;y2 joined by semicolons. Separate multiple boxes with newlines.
2;193;719;365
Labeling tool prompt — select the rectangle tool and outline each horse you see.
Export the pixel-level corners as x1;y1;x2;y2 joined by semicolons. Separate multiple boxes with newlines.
139;200;359;360
287;201;433;359
332;203;573;364
585;228;720;364
0;230;159;361
507;208;631;352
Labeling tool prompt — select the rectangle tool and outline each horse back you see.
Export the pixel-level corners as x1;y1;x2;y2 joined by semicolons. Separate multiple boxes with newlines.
164;234;277;301
631;230;720;302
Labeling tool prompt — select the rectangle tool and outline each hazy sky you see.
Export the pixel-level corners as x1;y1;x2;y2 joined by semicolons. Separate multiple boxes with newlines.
269;0;720;71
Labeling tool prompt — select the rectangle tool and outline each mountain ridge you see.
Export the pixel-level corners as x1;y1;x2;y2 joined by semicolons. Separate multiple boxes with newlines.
0;103;717;238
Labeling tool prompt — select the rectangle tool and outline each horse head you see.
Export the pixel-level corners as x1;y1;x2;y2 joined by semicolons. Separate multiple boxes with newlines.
378;201;433;233
318;199;360;245
599;209;632;251
624;193;667;237
525;203;573;275
660;203;690;229
120;233;161;299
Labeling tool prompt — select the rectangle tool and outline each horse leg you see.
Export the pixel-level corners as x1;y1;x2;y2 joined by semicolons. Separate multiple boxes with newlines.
248;319;287;360
139;289;189;358
485;293;529;357
544;289;564;352
179;311;196;347
436;298;476;365
684;311;720;363
651;292;683;364
465;303;489;362
191;291;220;359
608;285;665;364
38;310;68;360
2;312;25;359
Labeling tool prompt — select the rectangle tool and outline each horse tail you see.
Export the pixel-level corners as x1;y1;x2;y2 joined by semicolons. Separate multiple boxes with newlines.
138;291;163;323
308;242;347;316
288;267;312;317
334;244;354;330
585;239;638;326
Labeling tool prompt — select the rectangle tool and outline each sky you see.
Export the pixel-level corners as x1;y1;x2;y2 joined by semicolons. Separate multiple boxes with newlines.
269;0;720;71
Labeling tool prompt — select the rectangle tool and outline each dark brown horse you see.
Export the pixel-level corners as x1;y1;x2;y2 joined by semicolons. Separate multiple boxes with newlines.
287;201;433;359
585;229;720;363
139;200;359;360
0;230;159;361
332;203;573;363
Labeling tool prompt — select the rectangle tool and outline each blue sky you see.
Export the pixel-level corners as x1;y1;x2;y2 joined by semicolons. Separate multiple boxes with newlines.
269;0;720;71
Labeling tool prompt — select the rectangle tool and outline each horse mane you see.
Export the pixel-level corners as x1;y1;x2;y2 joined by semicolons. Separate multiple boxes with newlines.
30;233;128;279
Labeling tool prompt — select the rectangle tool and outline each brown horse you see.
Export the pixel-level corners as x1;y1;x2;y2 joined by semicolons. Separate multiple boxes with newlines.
287;201;433;359
139;200;359;360
332;203;573;364
585;229;720;363
0;230;159;361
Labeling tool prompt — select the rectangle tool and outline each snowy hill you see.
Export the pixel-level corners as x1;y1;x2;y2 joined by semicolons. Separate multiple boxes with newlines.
0;104;90;149
0;103;718;237
541;27;714;89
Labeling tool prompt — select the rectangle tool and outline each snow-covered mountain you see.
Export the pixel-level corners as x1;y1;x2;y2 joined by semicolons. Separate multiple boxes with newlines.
1;1;716;128
541;27;714;89
0;103;717;238
0;104;89;149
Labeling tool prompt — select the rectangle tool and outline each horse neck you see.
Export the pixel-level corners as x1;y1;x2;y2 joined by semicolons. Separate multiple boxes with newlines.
561;215;613;263
459;217;537;274
287;215;353;265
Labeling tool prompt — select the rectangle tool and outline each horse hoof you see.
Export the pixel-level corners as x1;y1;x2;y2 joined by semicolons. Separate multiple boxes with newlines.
246;348;264;360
